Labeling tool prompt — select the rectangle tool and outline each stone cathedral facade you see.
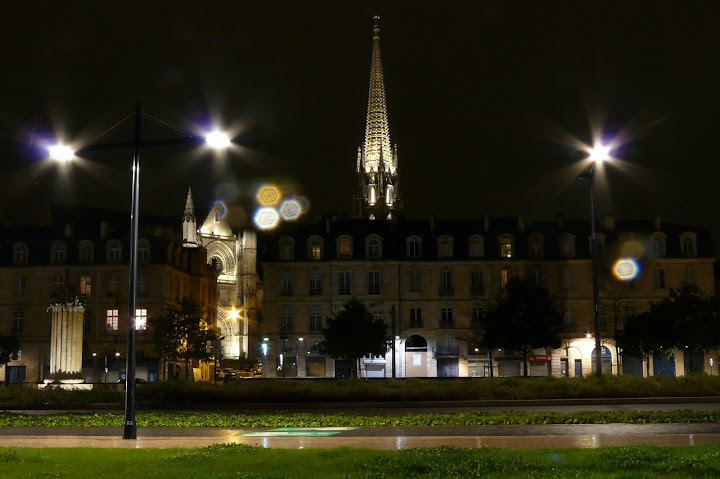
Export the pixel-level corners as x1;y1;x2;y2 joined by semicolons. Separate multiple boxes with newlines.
181;189;259;361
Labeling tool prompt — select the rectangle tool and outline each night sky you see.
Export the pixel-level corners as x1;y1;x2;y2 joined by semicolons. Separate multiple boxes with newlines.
2;2;719;255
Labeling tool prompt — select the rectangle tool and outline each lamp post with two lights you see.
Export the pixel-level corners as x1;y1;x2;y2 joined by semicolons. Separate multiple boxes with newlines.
49;101;231;439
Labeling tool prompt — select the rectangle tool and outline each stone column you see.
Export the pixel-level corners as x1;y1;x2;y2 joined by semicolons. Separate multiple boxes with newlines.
46;297;85;383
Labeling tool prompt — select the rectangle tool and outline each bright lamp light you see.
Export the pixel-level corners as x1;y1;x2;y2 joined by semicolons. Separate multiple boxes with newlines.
588;144;611;164
205;130;231;149
48;144;75;162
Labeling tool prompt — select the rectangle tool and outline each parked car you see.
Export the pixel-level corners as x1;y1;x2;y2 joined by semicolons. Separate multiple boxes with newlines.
116;378;147;385
222;372;239;384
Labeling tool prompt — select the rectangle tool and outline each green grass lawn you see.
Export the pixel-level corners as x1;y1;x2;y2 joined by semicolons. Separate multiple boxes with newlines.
2;443;720;478
2;409;720;427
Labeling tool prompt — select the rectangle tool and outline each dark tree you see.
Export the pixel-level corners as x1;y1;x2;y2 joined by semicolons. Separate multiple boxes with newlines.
150;298;218;380
318;298;389;378
618;283;718;375
0;333;20;370
481;277;564;376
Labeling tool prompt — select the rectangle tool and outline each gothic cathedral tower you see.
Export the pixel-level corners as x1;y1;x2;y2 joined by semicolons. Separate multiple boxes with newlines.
353;16;402;220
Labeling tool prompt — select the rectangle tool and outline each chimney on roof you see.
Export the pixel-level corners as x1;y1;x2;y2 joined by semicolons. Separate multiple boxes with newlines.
100;221;112;239
652;216;662;230
518;216;525;232
429;215;435;232
556;214;564;229
64;224;73;238
325;217;331;234
483;213;490;233
602;216;615;231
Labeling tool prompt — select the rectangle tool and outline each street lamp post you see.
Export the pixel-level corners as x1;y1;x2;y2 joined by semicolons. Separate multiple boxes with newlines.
48;103;231;439
579;144;611;376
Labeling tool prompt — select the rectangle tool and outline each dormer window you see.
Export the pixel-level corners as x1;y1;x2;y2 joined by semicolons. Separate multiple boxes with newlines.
79;242;94;263
559;235;575;258
438;236;453;258
468;235;484;258
108;241;122;263
337;235;353;259
138;240;150;263
279;236;295;261
650;233;666;257
528;234;544;259
366;235;383;258
680;232;697;257
407;236;422;258
50;241;66;264
307;236;324;260
13;243;29;265
499;235;514;258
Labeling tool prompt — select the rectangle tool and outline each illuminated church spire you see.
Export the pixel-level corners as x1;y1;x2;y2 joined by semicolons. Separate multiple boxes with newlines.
354;15;401;220
182;187;198;248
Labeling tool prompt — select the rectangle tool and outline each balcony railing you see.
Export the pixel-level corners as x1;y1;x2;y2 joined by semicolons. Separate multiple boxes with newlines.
470;287;485;296
438;287;455;296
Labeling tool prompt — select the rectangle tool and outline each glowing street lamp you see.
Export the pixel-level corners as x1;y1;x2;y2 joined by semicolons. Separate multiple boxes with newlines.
578;143;612;376
47;102;231;439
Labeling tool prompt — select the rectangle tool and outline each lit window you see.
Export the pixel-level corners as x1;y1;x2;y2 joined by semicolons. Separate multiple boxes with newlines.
501;269;510;290
134;309;148;331
106;309;119;331
337;237;352;259
80;275;92;296
499;237;513;258
310;241;322;260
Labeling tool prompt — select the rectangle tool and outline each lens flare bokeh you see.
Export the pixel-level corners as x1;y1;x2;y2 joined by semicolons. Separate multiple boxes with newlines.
253;206;280;230
613;258;640;281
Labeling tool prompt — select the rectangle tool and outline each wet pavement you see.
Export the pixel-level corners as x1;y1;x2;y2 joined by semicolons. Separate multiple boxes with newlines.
2;423;720;450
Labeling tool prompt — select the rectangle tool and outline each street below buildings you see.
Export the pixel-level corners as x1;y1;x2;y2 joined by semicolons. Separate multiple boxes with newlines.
2;423;720;449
